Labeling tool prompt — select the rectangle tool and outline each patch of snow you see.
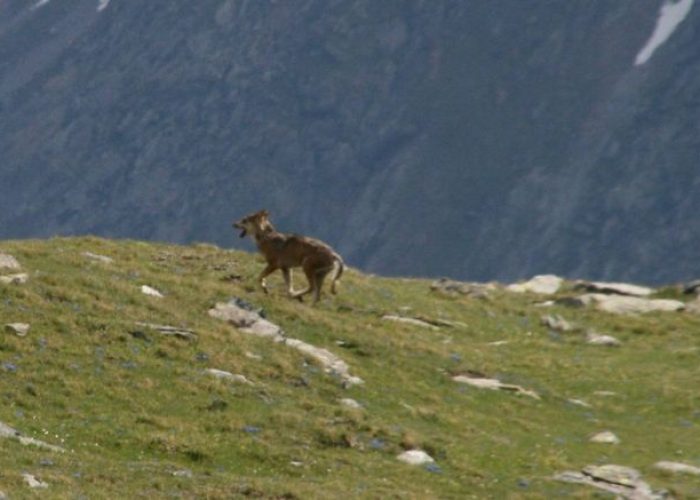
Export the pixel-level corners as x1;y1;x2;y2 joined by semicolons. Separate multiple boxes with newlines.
97;0;111;12
635;0;695;66
32;0;52;10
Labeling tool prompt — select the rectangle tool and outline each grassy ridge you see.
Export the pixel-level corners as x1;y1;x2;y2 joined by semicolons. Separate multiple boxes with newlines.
1;237;700;498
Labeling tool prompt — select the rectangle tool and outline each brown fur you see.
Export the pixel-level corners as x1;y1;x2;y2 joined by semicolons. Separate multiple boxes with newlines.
233;210;344;304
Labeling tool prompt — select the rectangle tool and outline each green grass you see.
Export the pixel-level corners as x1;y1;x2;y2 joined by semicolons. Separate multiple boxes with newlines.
1;237;700;498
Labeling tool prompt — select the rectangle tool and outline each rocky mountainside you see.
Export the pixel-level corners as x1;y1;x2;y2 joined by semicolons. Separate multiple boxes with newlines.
1;0;698;284
1;237;700;497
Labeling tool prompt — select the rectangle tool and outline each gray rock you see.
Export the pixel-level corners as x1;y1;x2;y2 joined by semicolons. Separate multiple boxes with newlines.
541;314;576;332
507;275;563;295
574;281;654;297
0;272;28;285
0;253;20;270
653;461;700;476
576;293;684;315
5;323;30;337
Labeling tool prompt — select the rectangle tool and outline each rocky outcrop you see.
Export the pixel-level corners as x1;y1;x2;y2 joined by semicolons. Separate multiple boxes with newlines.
555;464;665;499
209;300;363;387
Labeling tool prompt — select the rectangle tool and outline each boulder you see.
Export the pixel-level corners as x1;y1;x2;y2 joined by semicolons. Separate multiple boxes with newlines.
574;281;654;297
507;274;563;295
575;294;684;315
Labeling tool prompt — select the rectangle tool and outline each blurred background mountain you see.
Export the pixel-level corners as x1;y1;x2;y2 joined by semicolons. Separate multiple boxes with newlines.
1;0;698;284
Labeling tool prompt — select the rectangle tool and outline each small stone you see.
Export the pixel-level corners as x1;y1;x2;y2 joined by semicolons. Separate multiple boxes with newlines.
568;398;592;408
22;473;48;489
141;285;164;298
339;398;363;409
586;331;621;347
0;253;21;270
172;469;193;478
590;431;620;444
382;315;439;330
205;369;252;385
541;314;575;332
593;391;617;397
397;449;435;465
654;461;700;476
82;252;114;264
453;374;540;399
0;273;28;285
5;323;30;337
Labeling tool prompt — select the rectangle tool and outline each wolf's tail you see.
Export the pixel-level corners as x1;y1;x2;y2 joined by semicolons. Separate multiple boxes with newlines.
330;254;344;294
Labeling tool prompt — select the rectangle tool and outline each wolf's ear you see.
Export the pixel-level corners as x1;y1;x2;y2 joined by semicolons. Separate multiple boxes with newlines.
260;209;270;217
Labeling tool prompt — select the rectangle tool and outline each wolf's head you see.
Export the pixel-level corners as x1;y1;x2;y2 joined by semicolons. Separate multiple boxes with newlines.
233;209;273;238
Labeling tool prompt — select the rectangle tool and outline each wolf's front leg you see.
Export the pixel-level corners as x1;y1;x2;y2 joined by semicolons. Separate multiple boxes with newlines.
258;263;277;294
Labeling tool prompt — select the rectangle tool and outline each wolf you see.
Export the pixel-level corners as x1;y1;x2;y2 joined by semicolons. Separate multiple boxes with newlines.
233;210;344;304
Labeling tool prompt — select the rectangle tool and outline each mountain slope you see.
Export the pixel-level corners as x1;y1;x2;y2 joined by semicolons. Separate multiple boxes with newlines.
0;0;699;284
1;238;700;497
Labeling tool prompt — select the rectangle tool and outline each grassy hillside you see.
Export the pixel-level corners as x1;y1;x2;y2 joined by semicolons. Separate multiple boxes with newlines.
1;237;700;498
